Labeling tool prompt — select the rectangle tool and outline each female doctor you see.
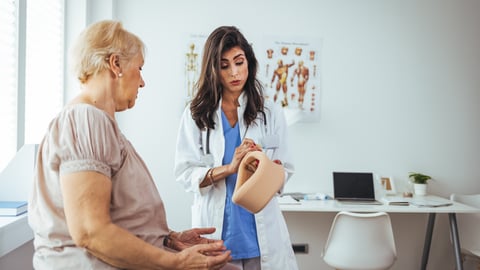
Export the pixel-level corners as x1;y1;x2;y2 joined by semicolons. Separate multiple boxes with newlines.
175;26;298;270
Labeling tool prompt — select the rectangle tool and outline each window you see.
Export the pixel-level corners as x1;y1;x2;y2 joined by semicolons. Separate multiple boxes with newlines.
0;0;64;172
0;0;18;172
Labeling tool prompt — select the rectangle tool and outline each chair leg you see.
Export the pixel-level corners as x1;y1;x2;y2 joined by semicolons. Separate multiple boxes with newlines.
452;254;466;270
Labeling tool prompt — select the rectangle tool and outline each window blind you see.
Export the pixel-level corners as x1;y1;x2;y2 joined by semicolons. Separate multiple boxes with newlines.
0;0;65;172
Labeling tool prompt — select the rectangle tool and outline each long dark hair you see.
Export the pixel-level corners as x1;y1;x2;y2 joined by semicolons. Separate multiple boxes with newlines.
190;26;264;130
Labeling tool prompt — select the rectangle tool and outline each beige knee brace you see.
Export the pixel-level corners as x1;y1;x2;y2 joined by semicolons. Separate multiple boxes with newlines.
232;151;284;213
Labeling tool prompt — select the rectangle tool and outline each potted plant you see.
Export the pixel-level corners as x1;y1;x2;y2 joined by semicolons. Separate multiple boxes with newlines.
409;172;432;196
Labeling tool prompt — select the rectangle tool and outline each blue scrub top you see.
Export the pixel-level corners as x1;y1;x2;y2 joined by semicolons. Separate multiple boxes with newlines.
220;110;260;260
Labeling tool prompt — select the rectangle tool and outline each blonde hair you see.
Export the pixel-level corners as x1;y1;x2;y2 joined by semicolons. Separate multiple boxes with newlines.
70;20;145;84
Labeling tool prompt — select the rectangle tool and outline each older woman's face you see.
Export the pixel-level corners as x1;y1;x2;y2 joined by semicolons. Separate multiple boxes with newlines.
115;53;145;111
219;46;248;94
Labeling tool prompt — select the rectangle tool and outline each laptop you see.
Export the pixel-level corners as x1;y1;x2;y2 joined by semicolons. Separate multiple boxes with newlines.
333;172;383;205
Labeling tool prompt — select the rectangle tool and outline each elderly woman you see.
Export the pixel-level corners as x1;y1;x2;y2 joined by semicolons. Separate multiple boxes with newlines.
28;20;231;270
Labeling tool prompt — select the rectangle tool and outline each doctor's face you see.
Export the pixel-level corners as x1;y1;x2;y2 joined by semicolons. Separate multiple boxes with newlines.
219;46;249;94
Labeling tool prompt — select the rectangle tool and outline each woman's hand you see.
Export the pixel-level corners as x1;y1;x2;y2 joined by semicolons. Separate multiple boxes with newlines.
176;243;231;270
168;227;223;252
227;138;262;174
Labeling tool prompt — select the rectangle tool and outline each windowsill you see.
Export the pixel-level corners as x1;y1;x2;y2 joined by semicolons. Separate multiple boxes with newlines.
0;213;33;257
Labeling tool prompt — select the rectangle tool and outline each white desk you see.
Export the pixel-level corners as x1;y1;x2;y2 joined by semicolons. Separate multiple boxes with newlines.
0;144;37;258
279;195;480;270
0;213;33;257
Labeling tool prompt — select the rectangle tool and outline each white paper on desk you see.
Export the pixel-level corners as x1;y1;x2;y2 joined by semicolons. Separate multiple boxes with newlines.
277;195;301;205
411;198;453;207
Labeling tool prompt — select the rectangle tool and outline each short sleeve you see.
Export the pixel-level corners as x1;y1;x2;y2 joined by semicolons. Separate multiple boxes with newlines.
50;104;123;178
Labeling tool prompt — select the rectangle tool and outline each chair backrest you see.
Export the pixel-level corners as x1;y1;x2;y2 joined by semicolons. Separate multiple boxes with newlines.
450;193;480;257
323;211;397;270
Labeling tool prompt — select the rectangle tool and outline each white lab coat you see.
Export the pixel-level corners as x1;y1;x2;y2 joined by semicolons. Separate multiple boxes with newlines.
175;92;298;270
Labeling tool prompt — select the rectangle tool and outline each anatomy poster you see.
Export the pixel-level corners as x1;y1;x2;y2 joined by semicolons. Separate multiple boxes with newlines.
184;34;207;103
256;36;322;124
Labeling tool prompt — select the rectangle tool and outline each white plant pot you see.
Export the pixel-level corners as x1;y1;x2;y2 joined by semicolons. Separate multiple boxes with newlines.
414;183;427;196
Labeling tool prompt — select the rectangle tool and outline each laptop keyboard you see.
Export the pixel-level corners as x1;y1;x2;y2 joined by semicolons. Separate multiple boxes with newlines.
336;199;383;205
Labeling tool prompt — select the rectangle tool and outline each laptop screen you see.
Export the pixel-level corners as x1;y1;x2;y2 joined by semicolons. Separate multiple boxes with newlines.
333;172;375;200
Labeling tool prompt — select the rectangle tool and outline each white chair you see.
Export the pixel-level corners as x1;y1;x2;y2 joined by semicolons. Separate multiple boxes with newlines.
450;193;480;269
323;211;397;270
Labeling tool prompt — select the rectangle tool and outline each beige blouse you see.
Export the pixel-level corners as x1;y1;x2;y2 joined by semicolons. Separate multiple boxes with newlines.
28;104;169;270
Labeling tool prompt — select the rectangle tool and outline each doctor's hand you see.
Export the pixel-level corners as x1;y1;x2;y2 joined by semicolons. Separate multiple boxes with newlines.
227;138;262;174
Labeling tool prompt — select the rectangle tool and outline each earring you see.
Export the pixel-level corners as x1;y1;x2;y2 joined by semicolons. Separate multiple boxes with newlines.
118;73;123;78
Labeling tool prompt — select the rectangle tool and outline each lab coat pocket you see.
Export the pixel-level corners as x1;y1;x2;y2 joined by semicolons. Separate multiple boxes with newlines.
261;134;280;149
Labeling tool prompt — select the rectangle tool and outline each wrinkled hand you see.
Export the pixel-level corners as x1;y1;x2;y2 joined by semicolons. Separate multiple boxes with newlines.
176;242;232;270
169;227;223;252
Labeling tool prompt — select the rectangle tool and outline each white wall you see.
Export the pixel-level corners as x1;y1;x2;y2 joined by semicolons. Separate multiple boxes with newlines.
65;0;480;269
